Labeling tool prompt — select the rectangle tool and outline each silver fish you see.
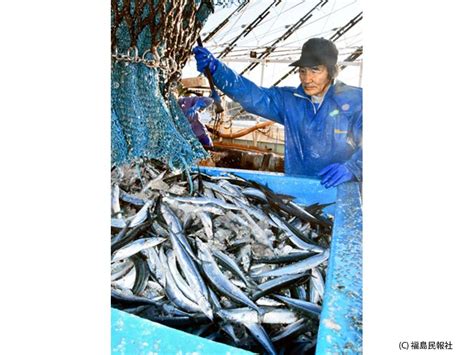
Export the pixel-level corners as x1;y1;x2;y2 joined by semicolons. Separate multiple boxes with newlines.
140;246;164;286
212;249;253;288
202;180;240;198
163;195;240;211
167;230;213;320
111;259;134;281
252;249;329;278
160;203;196;260
111;183;122;219
161;252;202;314
268;211;323;253
309;267;325;304
111;237;166;262
127;200;153;228
166;248;196;303
196;211;213;240
196;239;261;313
271;318;309;342
218;307;299;325
272;294;322;319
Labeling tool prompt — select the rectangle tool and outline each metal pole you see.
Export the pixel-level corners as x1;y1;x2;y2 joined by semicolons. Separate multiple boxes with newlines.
260;61;266;86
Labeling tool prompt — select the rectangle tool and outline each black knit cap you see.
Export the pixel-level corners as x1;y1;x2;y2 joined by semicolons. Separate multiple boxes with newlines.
290;38;338;68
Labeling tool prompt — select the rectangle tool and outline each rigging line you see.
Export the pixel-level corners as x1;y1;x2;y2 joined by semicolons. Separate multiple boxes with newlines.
213;1;261;45
257;1;286;46
217;0;283;59
219;0;281;52
277;18;360;49
339;46;363;70
335;31;363;42
230;28;337;56
203;0;250;43
261;0;359;48
329;12;363;41
240;0;330;75
335;33;363;49
235;0;307;46
320;0;338;35
214;1;267;44
274;28;362;53
251;0;358;50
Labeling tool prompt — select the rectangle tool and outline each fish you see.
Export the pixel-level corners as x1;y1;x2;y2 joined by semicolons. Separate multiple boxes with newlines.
159;248;202;314
251;272;309;301
111;258;134;281
196;238;261;313
111;237;165;262
270;318;311;343
111;220;154;254
217;307;299;325
252;249;330;278
167;229;213;320
163;195;241;211
111;160;335;354
252;251;317;265
212;249;255;288
309;267;325;304
272;294;322;320
111;183;122;219
267;211;324;253
130;254;150;295
243;322;277;355
119;189;146;206
165;248;197;303
128;200;153;228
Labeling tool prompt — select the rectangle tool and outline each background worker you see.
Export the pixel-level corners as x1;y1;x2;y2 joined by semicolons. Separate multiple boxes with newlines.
178;95;214;147
192;38;362;188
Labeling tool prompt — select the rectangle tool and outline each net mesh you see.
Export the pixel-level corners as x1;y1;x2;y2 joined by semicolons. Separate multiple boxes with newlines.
111;0;215;168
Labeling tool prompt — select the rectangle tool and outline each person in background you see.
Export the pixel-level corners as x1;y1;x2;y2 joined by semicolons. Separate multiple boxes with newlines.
192;38;362;188
178;95;214;147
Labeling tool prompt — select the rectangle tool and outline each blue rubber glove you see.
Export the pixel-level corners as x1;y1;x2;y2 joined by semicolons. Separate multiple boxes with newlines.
194;98;208;110
186;98;208;118
192;46;218;75
185;106;198;118
319;163;354;188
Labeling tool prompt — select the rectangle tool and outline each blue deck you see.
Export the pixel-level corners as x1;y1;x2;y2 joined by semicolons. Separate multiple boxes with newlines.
111;167;362;354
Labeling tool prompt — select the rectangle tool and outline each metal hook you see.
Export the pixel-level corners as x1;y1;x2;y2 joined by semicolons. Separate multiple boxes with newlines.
142;48;160;68
126;46;138;62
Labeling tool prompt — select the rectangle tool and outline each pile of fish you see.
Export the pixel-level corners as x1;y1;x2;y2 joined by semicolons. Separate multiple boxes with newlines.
111;159;334;354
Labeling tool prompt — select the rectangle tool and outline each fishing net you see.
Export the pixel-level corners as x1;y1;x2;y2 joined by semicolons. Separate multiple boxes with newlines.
111;0;218;168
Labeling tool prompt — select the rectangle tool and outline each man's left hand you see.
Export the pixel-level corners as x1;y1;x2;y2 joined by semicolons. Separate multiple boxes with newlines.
319;163;354;188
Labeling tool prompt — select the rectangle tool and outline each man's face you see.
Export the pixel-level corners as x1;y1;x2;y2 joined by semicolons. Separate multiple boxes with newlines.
298;65;331;97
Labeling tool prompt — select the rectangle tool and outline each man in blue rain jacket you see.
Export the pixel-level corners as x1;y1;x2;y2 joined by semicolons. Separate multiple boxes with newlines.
193;38;362;188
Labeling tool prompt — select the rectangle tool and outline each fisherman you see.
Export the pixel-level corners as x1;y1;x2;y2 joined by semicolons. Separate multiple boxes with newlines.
193;38;362;188
178;95;214;147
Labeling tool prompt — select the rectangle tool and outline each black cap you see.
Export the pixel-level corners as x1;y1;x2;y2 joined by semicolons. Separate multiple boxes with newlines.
290;38;338;68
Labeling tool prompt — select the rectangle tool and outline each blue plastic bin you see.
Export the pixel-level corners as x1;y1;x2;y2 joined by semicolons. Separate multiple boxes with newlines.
112;167;362;354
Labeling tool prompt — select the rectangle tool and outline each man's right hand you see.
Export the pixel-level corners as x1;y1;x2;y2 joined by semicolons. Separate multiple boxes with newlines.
192;46;218;75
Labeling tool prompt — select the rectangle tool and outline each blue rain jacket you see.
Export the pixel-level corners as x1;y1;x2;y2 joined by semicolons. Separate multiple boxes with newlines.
211;61;362;181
